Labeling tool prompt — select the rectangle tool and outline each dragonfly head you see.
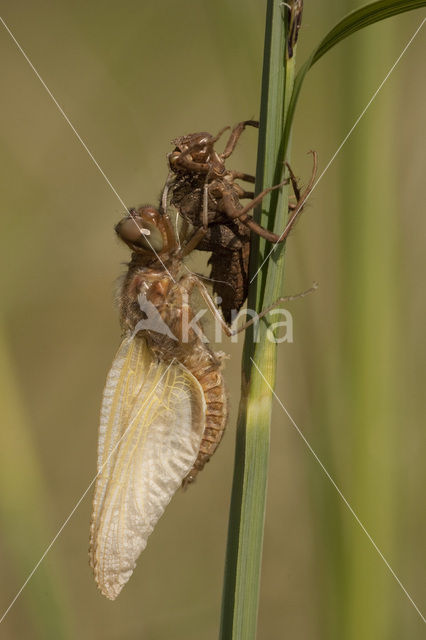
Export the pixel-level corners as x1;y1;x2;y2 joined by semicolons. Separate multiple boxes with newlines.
115;206;178;259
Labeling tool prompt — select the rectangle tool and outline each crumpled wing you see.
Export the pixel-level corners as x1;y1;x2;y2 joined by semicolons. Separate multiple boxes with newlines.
89;336;206;600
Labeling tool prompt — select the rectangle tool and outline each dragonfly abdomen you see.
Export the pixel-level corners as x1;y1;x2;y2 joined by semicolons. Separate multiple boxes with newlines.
183;361;227;487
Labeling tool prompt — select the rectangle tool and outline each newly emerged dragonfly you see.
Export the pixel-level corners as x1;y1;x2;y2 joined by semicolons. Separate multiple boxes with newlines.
89;206;229;600
165;120;317;323
89;202;316;600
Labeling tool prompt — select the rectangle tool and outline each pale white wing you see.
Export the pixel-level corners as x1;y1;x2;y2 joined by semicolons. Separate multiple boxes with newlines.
89;337;206;600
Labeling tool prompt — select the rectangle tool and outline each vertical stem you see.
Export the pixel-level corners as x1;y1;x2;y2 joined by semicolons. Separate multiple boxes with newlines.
220;2;301;638
338;19;398;640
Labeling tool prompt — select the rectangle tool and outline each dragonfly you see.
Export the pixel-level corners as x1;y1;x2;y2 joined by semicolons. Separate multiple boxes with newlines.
164;120;317;323
89;206;230;600
89;201;316;600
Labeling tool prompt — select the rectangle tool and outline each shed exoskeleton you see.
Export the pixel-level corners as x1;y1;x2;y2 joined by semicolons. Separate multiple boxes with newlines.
165;120;317;323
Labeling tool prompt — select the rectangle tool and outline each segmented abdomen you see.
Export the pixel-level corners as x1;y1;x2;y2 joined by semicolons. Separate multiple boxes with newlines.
183;362;228;487
122;268;229;487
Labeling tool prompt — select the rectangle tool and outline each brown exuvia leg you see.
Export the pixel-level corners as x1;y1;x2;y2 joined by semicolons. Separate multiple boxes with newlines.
232;182;255;201
238;190;255;200
280;150;318;239
286;150;318;211
171;130;229;174
172;152;210;174
188;273;318;337
221;120;259;160
179;226;208;257
219;151;318;244
219;179;290;243
171;126;231;174
230;170;256;184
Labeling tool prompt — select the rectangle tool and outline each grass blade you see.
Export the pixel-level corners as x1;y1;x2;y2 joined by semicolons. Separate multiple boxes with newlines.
282;0;426;156
220;1;300;637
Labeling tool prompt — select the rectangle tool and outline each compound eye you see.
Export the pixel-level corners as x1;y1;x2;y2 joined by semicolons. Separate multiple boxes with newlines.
115;216;164;252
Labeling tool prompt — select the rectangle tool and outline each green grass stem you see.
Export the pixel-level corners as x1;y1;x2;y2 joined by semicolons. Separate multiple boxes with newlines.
220;1;423;638
220;2;298;638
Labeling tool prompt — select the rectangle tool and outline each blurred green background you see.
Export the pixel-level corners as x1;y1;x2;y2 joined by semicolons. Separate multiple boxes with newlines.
1;2;425;638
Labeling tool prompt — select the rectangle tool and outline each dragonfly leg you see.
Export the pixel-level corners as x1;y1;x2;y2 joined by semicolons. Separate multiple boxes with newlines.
221;120;259;159
186;274;317;336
